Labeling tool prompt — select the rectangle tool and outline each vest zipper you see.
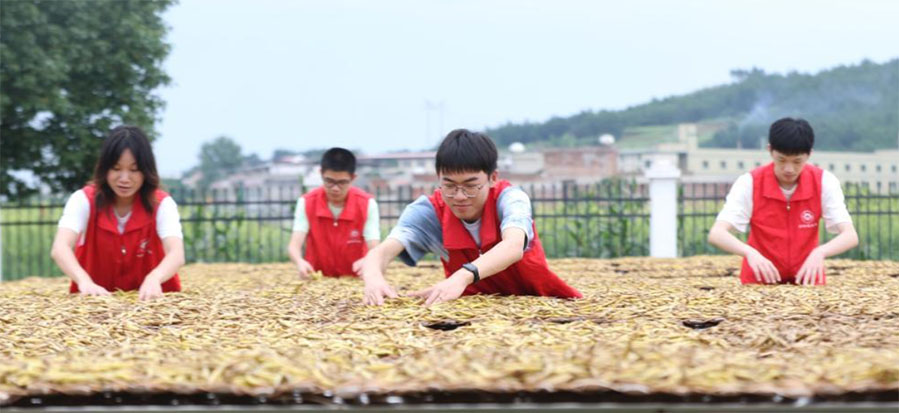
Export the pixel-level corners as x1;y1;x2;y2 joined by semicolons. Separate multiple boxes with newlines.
118;233;126;290
785;199;791;281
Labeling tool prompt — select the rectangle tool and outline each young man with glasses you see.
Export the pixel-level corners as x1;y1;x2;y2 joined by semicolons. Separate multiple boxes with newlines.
287;148;380;278
358;129;582;306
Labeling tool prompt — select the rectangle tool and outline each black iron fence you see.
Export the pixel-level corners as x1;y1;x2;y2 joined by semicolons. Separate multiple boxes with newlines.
678;182;899;260
1;181;896;280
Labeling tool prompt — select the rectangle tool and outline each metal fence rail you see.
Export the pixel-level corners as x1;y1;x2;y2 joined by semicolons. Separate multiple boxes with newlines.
678;182;899;260
1;181;896;280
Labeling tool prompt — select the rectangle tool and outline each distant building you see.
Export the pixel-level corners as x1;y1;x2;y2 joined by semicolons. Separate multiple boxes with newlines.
541;146;618;184
357;152;436;174
496;145;618;186
356;151;436;189
619;123;899;193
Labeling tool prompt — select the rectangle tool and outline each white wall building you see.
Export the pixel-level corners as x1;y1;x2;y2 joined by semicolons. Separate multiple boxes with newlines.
619;123;899;192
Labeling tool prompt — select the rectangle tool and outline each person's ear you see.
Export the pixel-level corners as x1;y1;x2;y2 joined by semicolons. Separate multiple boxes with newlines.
489;170;498;184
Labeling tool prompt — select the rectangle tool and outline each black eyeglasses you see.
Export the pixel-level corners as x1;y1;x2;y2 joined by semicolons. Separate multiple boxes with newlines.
439;182;486;198
323;178;352;188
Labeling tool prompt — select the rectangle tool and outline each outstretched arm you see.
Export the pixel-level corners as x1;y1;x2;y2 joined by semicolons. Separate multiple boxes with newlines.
410;227;526;306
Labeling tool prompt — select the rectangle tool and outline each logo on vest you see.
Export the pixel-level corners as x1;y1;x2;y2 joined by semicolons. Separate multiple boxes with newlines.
136;238;150;258
347;229;362;244
798;209;818;229
801;210;814;223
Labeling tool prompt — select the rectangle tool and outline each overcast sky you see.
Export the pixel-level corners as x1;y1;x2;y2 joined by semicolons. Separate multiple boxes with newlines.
154;0;899;177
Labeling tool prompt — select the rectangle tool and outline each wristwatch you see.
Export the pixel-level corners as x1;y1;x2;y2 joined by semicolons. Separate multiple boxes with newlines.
461;262;480;284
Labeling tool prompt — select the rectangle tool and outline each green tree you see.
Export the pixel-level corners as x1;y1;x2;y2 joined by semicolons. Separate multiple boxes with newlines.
198;136;243;190
1;0;174;197
243;153;264;167
271;148;299;161
487;59;899;152
302;148;330;159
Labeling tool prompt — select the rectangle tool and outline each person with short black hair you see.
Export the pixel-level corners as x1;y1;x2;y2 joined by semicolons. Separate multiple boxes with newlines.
358;129;582;306
708;118;858;285
287;148;380;278
51;126;185;300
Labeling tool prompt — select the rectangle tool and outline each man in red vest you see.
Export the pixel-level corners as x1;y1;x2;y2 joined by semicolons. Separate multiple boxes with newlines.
359;129;582;306
708;118;858;285
287;148;380;277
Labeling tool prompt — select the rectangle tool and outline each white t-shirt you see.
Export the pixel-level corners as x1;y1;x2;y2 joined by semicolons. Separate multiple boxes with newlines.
716;170;852;234
58;190;184;246
292;197;381;242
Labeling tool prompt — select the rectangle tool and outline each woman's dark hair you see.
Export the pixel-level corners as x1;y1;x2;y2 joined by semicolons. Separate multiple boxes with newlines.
769;117;815;155
435;129;498;175
321;147;357;174
93;125;160;213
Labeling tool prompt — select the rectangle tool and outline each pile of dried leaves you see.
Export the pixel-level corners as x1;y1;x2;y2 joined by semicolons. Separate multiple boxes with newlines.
1;256;897;404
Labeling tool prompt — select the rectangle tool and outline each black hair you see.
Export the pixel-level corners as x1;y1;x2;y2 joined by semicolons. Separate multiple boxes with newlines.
93;125;160;213
435;129;498;175
769;117;814;155
320;147;356;174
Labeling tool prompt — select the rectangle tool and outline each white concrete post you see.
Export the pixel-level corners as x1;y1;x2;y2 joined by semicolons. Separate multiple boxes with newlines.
645;159;681;258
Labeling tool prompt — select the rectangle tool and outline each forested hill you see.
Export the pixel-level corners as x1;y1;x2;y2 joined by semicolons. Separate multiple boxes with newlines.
486;59;898;152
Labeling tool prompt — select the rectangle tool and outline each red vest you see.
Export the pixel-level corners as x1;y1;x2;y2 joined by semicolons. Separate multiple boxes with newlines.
428;180;582;298
740;163;824;284
303;186;372;277
70;185;181;293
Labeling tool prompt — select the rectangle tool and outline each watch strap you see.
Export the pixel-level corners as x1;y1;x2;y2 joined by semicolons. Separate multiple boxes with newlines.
461;262;480;284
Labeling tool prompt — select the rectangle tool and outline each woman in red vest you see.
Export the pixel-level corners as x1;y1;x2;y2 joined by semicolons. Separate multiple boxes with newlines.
708;118;858;285
50;126;184;300
286;148;380;278
359;129;582;306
